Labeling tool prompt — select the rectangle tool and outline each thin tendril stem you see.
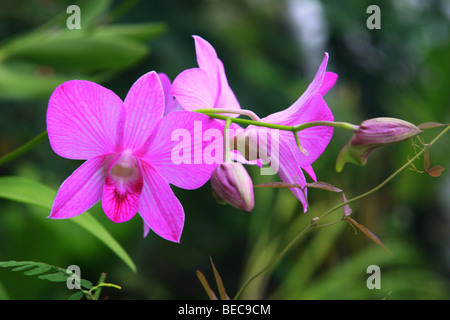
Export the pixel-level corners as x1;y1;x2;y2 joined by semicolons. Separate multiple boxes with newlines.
233;124;449;300
0;130;48;167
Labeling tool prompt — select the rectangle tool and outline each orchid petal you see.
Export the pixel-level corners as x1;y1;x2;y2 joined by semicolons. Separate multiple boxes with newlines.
303;164;317;182
194;36;240;112
267;95;334;167
123;71;165;151
278;151;308;211
47;80;124;160
158;72;184;115
173;36;240;113
49;156;108;219
318;72;338;96
158;72;173;105
141;111;224;190
259;129;308;211
138;162;184;243
193;35;219;90
101;157;143;223
214;58;241;112
297;52;335;102
263;53;336;125
172;68;216;111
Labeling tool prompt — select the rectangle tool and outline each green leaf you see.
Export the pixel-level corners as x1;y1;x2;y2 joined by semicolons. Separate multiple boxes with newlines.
427;165;445;177
28;0;113;32
0;20;166;74
37;272;70;283
93;22;167;43
335;140;367;172
196;258;230;300
68;291;85;300
0;176;136;272
72;213;137;273
345;217;391;253
0;64;107;101
3;32;149;73
80;279;94;289
417;122;448;130
11;265;35;272
0;0;113;60
0;260;121;299
196;270;218;300
0;260;94;291
0;261;29;268
23;265;52;276
78;0;114;27
0;281;10;300
209;257;230;300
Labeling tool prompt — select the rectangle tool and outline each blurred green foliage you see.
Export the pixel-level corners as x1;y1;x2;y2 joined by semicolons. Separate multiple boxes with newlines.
0;0;449;300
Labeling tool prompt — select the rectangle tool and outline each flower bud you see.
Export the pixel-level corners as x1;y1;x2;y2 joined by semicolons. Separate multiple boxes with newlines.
210;162;254;212
336;117;423;172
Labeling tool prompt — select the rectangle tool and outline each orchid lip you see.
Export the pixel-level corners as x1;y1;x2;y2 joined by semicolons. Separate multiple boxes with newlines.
110;150;140;182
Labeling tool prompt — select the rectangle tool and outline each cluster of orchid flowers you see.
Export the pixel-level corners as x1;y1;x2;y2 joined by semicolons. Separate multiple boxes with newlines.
46;36;423;243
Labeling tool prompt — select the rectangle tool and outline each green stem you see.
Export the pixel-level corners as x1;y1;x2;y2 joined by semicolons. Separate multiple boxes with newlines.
233;124;449;300
92;272;107;300
294;121;359;132
87;272;121;300
195;108;262;121
0;130;48;167
196;111;294;130
195;109;358;133
294;131;308;155
314;219;345;228
224;117;233;163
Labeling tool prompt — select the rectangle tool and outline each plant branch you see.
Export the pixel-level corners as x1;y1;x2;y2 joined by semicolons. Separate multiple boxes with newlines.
195;109;358;133
195;108;262;121
223;117;233;163
0;130;48;167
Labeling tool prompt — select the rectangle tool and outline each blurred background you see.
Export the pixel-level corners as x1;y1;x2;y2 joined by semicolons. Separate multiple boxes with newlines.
0;0;449;299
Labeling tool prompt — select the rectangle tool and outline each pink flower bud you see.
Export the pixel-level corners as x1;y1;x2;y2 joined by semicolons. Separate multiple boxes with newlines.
336;117;423;172
210;163;254;212
351;118;422;145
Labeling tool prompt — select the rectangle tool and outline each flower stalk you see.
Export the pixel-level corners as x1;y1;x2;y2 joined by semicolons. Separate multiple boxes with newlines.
195;108;359;134
223;117;233;163
0;130;48;167
84;272;122;300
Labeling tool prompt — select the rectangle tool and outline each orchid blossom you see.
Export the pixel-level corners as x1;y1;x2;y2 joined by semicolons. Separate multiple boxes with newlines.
172;36;241;115
47;71;222;242
172;36;337;211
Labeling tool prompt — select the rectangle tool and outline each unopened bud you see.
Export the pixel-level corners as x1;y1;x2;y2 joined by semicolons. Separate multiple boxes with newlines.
336;117;422;172
210;162;254;212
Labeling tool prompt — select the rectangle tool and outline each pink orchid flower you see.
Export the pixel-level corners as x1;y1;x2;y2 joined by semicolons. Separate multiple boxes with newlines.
172;36;337;211
172;36;241;115
47;71;222;242
247;53;337;210
158;72;184;115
